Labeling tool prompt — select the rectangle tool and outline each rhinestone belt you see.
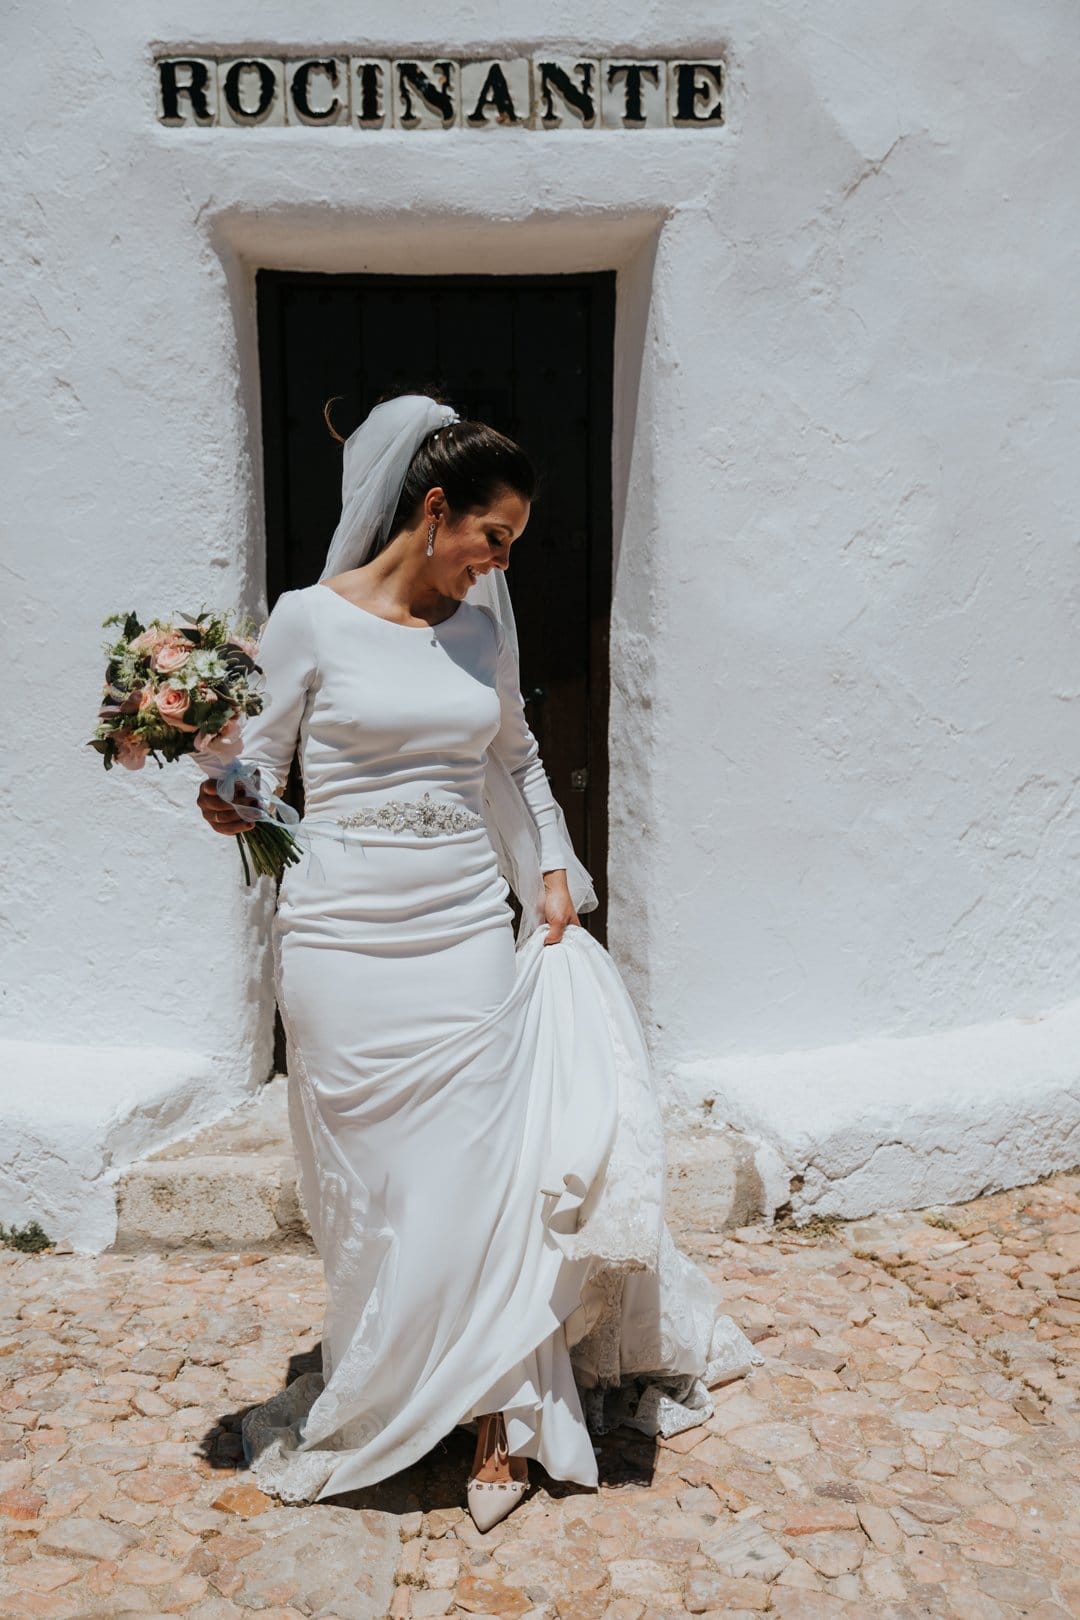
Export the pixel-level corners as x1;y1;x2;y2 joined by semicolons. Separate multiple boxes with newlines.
334;792;485;837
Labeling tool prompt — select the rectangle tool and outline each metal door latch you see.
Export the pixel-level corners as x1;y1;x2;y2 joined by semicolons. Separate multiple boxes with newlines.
570;767;588;790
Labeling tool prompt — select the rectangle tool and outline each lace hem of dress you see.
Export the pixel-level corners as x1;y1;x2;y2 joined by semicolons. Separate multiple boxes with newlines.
240;1298;762;1506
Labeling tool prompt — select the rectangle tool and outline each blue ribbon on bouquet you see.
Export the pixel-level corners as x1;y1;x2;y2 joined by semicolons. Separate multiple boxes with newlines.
211;757;301;829
197;754;390;887
198;755;338;881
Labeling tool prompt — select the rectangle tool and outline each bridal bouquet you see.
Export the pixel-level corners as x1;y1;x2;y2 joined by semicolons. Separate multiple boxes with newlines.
87;608;302;884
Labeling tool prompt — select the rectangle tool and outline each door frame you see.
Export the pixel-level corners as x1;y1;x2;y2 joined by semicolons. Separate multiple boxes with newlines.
255;268;615;938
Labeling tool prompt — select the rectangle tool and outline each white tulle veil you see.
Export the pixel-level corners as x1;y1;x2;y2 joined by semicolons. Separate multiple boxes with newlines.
318;393;597;942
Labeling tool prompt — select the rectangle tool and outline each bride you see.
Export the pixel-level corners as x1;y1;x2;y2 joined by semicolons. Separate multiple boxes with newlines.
198;392;759;1533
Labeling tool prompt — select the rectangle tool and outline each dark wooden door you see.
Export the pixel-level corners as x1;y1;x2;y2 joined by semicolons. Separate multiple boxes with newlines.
256;271;613;1069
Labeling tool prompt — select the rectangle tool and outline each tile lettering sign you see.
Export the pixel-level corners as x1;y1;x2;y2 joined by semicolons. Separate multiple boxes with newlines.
154;57;724;130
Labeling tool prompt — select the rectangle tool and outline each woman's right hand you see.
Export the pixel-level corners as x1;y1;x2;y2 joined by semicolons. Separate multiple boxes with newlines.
197;778;257;836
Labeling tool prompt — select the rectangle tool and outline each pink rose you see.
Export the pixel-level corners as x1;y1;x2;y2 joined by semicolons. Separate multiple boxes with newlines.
155;684;198;731
194;717;243;760
129;626;171;655
138;687;158;712
152;636;192;674
114;731;149;770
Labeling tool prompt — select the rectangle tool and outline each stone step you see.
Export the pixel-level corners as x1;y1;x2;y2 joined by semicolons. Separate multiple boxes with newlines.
111;1074;763;1253
113;1075;313;1254
664;1125;765;1240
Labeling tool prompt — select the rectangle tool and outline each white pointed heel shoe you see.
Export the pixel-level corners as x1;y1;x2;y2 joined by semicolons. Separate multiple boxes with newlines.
466;1413;528;1533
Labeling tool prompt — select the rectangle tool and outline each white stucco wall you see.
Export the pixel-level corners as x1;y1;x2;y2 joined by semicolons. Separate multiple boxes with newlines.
4;0;1079;1240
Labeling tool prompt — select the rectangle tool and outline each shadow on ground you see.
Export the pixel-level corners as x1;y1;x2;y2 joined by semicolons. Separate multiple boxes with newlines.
206;1339;658;1515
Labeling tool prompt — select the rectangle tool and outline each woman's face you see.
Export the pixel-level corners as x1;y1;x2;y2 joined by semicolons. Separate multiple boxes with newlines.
429;485;530;598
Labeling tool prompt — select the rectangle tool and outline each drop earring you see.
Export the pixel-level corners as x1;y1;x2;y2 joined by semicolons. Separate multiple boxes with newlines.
426;521;436;557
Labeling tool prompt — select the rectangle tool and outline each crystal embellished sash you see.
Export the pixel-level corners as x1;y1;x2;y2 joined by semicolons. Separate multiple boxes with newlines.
333;792;485;837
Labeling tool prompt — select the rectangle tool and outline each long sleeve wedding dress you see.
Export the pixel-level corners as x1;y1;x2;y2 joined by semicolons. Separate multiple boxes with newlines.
237;581;760;1504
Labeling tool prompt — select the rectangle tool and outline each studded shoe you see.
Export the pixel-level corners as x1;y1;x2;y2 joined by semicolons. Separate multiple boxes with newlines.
466;1412;528;1532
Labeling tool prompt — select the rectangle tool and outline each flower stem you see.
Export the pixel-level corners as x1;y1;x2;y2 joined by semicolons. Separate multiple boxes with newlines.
236;821;302;885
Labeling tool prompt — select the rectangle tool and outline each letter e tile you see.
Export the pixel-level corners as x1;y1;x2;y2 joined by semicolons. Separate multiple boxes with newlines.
668;61;724;127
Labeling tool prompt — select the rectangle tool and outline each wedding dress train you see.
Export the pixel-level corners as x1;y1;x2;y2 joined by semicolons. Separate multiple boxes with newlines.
235;582;760;1502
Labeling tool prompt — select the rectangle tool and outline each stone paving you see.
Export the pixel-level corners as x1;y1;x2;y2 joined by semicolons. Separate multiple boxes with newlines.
2;1172;1080;1619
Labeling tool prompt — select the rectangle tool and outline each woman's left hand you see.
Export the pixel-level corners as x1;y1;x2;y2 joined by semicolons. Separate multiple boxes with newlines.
542;870;579;945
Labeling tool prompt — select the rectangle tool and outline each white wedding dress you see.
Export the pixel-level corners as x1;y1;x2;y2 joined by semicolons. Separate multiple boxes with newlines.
236;581;760;1504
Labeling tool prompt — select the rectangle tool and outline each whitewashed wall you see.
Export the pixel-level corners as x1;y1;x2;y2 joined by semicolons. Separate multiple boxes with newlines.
4;0;1079;1241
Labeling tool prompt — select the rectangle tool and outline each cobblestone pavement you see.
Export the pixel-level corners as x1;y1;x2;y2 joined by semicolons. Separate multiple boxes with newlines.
2;1172;1080;1619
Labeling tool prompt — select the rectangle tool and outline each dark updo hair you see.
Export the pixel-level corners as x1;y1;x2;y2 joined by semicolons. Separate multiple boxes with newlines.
323;390;538;541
